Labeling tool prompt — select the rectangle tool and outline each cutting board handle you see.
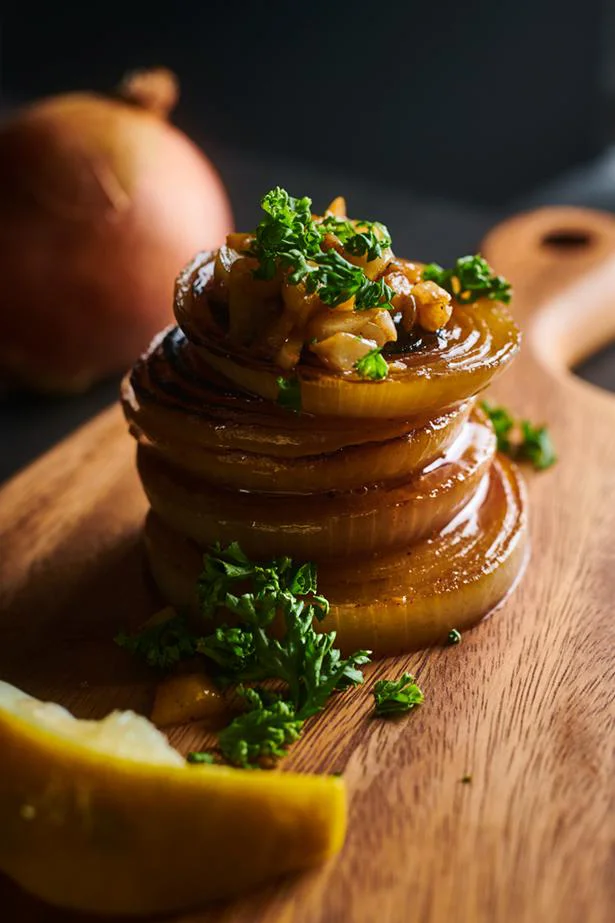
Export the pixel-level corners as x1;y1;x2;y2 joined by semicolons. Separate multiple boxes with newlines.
483;206;615;375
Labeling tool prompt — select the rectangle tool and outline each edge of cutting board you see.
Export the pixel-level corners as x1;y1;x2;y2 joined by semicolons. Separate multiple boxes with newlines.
0;206;614;923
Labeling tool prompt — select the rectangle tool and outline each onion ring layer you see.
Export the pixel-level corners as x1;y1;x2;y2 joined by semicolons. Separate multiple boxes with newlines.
143;453;527;655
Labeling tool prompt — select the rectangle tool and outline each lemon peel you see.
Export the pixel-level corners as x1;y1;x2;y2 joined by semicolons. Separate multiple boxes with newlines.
0;681;346;916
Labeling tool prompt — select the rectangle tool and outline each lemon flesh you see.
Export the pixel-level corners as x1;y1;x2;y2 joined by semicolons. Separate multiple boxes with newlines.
0;681;346;916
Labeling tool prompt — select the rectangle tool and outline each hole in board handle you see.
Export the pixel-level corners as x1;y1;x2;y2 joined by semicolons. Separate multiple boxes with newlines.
574;340;615;394
541;229;593;249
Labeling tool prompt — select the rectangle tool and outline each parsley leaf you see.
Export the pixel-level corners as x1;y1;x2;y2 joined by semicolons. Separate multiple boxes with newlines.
480;401;514;453
218;687;304;768
289;560;319;596
481;401;557;470
118;542;372;770
249;188;393;312
186;751;217;765
517;420;557;470
423;255;512;305
354;346;389;381
115;613;198;670
196;544;370;725
249;187;321;280
318;215;392;262
373;672;424;716
196;626;256;679
276;375;302;412
308;250;392;310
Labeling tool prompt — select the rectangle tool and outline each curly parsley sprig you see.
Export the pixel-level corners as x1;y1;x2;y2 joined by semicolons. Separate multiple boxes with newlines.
218;687;305;769
304;249;393;311
423;255;512;305
318;214;392;262
248;187;394;312
373;673;424;717
118;542;371;768
114;612;197;670
249;188;321;281
481;401;556;470
197;543;371;763
197;543;370;720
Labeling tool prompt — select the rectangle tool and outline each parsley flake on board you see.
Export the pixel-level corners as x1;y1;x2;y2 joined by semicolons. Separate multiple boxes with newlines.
516;420;557;470
423;255;512;305
480;401;514;453
186;752;217;765
115;612;197;670
372;673;424;717
218;688;304;769
481;401;556;470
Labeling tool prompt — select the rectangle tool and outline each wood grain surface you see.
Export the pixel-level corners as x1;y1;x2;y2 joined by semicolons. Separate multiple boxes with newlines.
0;207;613;923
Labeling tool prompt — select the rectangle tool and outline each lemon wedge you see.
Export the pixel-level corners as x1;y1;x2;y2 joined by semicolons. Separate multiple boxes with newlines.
0;680;346;916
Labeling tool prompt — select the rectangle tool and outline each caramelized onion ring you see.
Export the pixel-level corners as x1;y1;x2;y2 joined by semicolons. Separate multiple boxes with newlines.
174;252;520;419
134;406;470;493
123;330;472;490
122;328;455;458
143;454;527;655
136;414;496;560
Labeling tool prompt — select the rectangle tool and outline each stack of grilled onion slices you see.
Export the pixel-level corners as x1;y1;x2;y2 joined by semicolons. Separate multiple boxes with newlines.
122;194;527;655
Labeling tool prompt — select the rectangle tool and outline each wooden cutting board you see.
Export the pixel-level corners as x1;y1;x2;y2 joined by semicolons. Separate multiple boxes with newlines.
0;207;613;923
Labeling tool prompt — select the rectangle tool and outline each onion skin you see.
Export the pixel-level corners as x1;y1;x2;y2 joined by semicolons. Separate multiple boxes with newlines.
136;413;496;561
0;86;232;392
143;454;528;656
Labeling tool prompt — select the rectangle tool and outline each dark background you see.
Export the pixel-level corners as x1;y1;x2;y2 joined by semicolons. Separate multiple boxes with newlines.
1;1;615;481
3;1;611;206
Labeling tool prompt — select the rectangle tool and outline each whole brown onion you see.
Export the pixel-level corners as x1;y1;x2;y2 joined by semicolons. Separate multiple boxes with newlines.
0;69;233;392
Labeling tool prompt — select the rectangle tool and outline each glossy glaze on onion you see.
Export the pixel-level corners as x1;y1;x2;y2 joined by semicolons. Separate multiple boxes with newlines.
175;251;520;418
143;453;527;656
137;412;494;560
124;327;472;478
122;199;527;654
